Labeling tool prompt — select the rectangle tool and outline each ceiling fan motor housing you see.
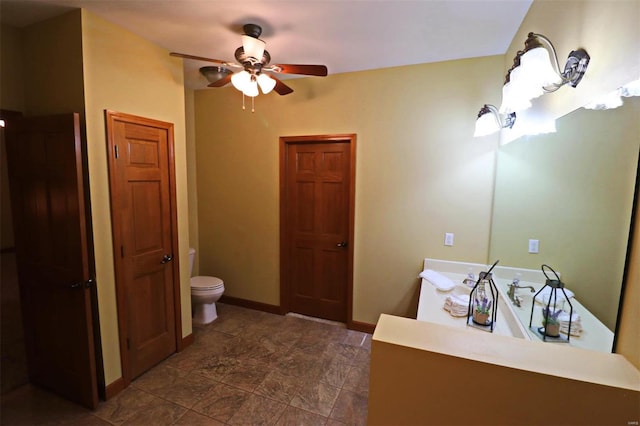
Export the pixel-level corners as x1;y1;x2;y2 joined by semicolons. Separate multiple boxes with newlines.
243;23;262;38
235;47;271;72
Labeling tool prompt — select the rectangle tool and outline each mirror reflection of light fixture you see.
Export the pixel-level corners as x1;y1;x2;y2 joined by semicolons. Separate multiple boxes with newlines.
474;104;516;137
583;78;640;110
500;32;590;114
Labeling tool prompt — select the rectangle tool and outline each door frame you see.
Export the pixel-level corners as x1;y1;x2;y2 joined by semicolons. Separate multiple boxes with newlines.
104;110;182;387
279;134;357;327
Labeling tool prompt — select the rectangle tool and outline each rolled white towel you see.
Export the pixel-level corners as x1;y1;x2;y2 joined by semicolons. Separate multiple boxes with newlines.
419;269;456;291
535;286;575;305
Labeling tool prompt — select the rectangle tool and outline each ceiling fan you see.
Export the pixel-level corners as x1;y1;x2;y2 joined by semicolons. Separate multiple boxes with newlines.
170;23;328;99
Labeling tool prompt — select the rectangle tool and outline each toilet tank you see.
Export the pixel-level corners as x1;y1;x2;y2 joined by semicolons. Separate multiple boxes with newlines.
188;248;196;276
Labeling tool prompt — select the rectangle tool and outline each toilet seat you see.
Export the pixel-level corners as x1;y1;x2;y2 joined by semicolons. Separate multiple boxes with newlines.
190;276;224;291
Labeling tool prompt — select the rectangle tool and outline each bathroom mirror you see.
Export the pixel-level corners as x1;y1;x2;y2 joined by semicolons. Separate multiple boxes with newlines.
488;95;640;338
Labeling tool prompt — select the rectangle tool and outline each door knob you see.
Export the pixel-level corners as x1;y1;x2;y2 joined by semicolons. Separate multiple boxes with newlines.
161;254;174;264
69;278;95;289
336;241;348;248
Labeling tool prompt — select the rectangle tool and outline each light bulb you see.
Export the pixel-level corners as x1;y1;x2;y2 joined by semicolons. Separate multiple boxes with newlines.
231;71;251;92
242;79;259;97
257;74;276;94
520;47;561;96
474;111;500;137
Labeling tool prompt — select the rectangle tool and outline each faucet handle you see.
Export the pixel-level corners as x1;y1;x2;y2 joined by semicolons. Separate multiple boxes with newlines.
513;273;522;285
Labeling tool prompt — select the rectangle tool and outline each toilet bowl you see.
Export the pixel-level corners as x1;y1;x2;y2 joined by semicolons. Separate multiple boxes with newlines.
189;248;224;325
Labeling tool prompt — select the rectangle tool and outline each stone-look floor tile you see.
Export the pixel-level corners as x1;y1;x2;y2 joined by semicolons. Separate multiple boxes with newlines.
192;382;250;423
326;419;348;426
192;329;237;352
164;345;213;372
325;342;362;365
330;389;368;426
343;365;370;396
290;381;341;417
174;410;225;425
361;334;373;351
94;387;158;425
254;370;301;404
134;365;218;408
320;361;351;388
1;305;373;426
354;347;370;368
190;354;242;381
342;330;368;348
275;405;328;426
220;359;271;392
121;397;187;426
228;393;286;425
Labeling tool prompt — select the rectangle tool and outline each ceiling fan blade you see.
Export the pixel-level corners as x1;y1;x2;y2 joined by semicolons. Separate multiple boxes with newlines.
170;52;237;67
271;76;294;95
208;73;233;88
271;64;328;76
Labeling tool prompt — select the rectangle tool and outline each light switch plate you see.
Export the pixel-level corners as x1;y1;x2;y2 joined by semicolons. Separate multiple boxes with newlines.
444;233;454;246
528;239;539;253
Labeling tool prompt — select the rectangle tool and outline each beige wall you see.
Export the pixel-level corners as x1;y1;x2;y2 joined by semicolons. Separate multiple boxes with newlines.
22;11;85;118
185;88;200;273
193;56;502;324
80;10;191;386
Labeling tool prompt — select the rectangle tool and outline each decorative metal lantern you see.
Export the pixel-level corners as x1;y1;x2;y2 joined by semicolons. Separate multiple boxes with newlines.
467;260;499;332
529;264;573;343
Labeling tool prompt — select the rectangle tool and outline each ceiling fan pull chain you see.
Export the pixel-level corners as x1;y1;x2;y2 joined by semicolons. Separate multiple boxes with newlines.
252;96;255;113
242;93;246;110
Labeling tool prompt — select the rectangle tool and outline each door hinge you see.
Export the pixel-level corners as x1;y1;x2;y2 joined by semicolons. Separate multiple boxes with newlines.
114;145;119;159
126;338;130;350
121;245;124;257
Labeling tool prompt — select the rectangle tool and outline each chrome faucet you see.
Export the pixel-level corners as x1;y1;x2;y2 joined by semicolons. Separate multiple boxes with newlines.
507;279;535;307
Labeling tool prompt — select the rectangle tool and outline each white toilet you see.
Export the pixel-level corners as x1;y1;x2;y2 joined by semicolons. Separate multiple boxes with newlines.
189;248;224;325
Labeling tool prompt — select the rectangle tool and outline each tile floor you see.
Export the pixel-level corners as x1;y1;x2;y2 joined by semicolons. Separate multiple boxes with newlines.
0;303;371;425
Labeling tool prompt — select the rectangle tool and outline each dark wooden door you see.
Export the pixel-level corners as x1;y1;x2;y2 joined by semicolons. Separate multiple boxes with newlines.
4;113;99;409
105;111;180;381
282;137;355;322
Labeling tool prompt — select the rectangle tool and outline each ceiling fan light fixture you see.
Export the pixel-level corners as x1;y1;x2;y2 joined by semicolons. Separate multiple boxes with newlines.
231;70;251;91
257;74;276;94
242;34;266;60
242;78;259;97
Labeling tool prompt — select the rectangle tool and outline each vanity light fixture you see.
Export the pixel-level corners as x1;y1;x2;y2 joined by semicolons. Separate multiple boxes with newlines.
473;104;516;137
500;32;590;114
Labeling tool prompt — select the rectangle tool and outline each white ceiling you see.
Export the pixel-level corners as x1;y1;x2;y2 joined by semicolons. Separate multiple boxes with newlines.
0;0;532;89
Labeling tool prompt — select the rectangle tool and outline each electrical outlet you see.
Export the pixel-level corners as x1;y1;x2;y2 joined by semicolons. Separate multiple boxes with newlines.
444;233;454;246
528;239;539;253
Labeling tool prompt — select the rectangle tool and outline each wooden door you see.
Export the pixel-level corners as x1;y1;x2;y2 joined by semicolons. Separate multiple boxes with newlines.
105;111;180;382
281;135;356;323
4;113;99;409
